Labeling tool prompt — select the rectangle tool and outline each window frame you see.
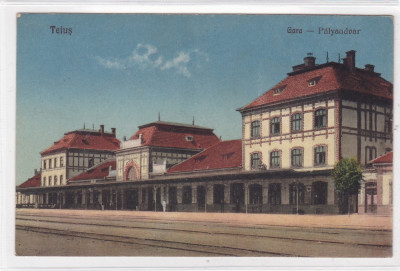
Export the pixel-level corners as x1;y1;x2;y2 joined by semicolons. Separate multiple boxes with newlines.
314;109;327;129
291;148;303;167
251;120;260;138
270;150;281;168
314;146;326;166
270;117;281;135
251;152;261;170
291;113;303;132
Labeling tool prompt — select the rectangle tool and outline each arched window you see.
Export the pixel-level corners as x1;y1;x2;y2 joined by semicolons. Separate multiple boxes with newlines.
251;121;260;138
60;175;63;185
315;109;327;128
291;148;303;167
314;146;326;165
292;113;302;132
270;151;280;168
251;153;261;169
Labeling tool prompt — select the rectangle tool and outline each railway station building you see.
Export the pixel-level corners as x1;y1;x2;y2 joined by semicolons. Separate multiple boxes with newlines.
16;50;393;215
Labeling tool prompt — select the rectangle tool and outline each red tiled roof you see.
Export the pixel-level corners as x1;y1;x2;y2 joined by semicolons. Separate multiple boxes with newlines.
19;173;41;188
69;160;116;182
241;63;392;110
129;121;220;150
168;140;242;173
41;130;120;155
370;152;393;164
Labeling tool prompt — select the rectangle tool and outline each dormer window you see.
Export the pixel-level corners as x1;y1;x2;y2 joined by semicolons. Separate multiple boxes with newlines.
185;136;193;141
308;80;317;87
308;76;322;87
273;85;286;95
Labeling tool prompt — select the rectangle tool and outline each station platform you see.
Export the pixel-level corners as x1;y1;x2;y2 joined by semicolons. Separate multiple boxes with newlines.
16;208;393;231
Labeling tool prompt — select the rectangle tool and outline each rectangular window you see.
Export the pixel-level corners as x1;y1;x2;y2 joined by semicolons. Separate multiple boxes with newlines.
54;158;57;168
292;113;302;132
270;117;280;135
251;153;260;169
43;160;46;170
291;149;303;167
385;115;392;134
270;151;280;168
60;175;63;185
43;177;46;186
315;109;327;129
251;121;260;138
314;146;326;165
49;159;52;169
60;157;64;167
49;176;52;186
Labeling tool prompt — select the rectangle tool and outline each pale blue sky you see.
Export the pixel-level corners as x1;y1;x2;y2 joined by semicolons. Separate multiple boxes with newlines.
16;14;393;184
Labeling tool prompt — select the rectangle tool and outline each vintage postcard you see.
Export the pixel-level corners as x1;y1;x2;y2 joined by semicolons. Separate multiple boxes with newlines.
12;11;395;267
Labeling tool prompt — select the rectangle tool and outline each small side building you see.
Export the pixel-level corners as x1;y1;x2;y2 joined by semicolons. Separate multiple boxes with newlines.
359;152;393;215
16;170;41;207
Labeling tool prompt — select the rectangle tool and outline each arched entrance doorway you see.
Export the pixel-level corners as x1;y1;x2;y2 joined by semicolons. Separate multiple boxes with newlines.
124;161;140;181
126;167;137;181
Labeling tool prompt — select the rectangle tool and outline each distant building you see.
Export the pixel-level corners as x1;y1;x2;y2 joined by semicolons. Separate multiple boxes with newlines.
16;170;41;207
116;121;220;181
40;125;120;187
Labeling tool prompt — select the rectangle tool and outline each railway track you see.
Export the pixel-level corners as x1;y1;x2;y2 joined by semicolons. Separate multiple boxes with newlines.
16;225;286;256
15;213;392;257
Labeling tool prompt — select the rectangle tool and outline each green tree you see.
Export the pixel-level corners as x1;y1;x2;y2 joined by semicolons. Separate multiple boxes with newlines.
332;157;363;214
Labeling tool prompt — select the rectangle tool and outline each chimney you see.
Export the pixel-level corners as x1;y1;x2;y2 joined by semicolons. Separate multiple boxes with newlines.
111;127;116;136
138;134;143;143
345;50;356;70
34;169;38;175
123;136;127;141
365;64;375;72
100;124;104;135
304;53;316;68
